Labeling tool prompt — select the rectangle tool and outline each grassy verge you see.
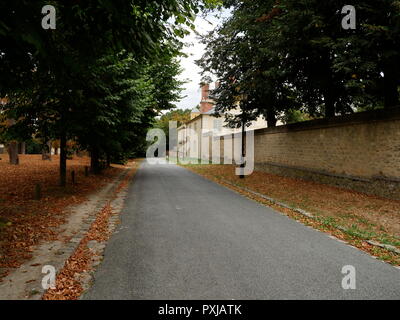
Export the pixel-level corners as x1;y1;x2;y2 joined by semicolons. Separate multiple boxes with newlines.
181;163;400;266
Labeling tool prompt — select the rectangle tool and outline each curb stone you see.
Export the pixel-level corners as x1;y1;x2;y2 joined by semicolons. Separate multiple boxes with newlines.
38;166;132;300
367;241;400;255
77;167;135;299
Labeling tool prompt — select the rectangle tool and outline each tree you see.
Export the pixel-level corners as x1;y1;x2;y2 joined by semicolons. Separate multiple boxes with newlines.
265;0;360;118
155;109;191;148
198;0;400;128
198;0;299;127
333;0;400;108
1;1;216;184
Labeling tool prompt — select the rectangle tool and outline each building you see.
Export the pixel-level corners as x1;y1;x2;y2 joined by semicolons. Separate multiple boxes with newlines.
177;83;269;160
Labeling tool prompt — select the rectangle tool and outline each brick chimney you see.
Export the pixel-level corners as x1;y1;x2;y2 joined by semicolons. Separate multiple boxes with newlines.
200;83;214;113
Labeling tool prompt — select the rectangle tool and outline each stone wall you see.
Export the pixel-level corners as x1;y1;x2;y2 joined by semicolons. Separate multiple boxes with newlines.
220;108;400;199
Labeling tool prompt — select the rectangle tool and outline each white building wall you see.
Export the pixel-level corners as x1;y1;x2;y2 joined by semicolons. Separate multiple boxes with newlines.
178;107;276;161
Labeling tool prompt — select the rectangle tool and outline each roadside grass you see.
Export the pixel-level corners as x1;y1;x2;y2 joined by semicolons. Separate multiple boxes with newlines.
0;155;126;281
181;163;400;266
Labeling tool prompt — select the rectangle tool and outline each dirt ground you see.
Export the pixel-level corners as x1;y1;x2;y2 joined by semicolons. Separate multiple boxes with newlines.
0;155;124;281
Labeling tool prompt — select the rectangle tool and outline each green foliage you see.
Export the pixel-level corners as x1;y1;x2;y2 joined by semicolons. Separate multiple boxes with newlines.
281;110;312;125
155;109;191;149
198;0;400;127
25;139;43;155
0;0;203;175
155;109;191;135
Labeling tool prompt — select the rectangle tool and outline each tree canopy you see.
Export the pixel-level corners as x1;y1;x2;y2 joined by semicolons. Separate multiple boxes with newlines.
0;0;217;184
198;0;400;127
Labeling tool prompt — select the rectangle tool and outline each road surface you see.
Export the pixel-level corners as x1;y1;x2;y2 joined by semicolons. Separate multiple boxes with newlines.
84;162;400;300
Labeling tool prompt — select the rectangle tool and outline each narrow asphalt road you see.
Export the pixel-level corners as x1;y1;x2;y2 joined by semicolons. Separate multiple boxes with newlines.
84;162;400;300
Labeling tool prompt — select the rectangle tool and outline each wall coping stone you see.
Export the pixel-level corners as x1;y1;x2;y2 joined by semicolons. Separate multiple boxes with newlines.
214;107;400;139
254;107;400;136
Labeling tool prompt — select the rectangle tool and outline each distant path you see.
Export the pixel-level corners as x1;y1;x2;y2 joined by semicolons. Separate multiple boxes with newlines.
84;162;400;300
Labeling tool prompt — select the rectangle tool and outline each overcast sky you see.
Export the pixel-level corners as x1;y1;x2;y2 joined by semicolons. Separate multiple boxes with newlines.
176;11;230;110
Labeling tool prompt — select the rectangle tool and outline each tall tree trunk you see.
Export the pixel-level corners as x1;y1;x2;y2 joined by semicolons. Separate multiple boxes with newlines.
54;147;59;156
383;63;400;108
106;153;111;168
6;119;19;164
323;81;336;118
266;108;277;127
320;54;336;118
60;133;67;187
18;142;26;154
90;147;101;174
323;78;336;118
42;141;52;161
324;97;335;118
8;141;19;165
